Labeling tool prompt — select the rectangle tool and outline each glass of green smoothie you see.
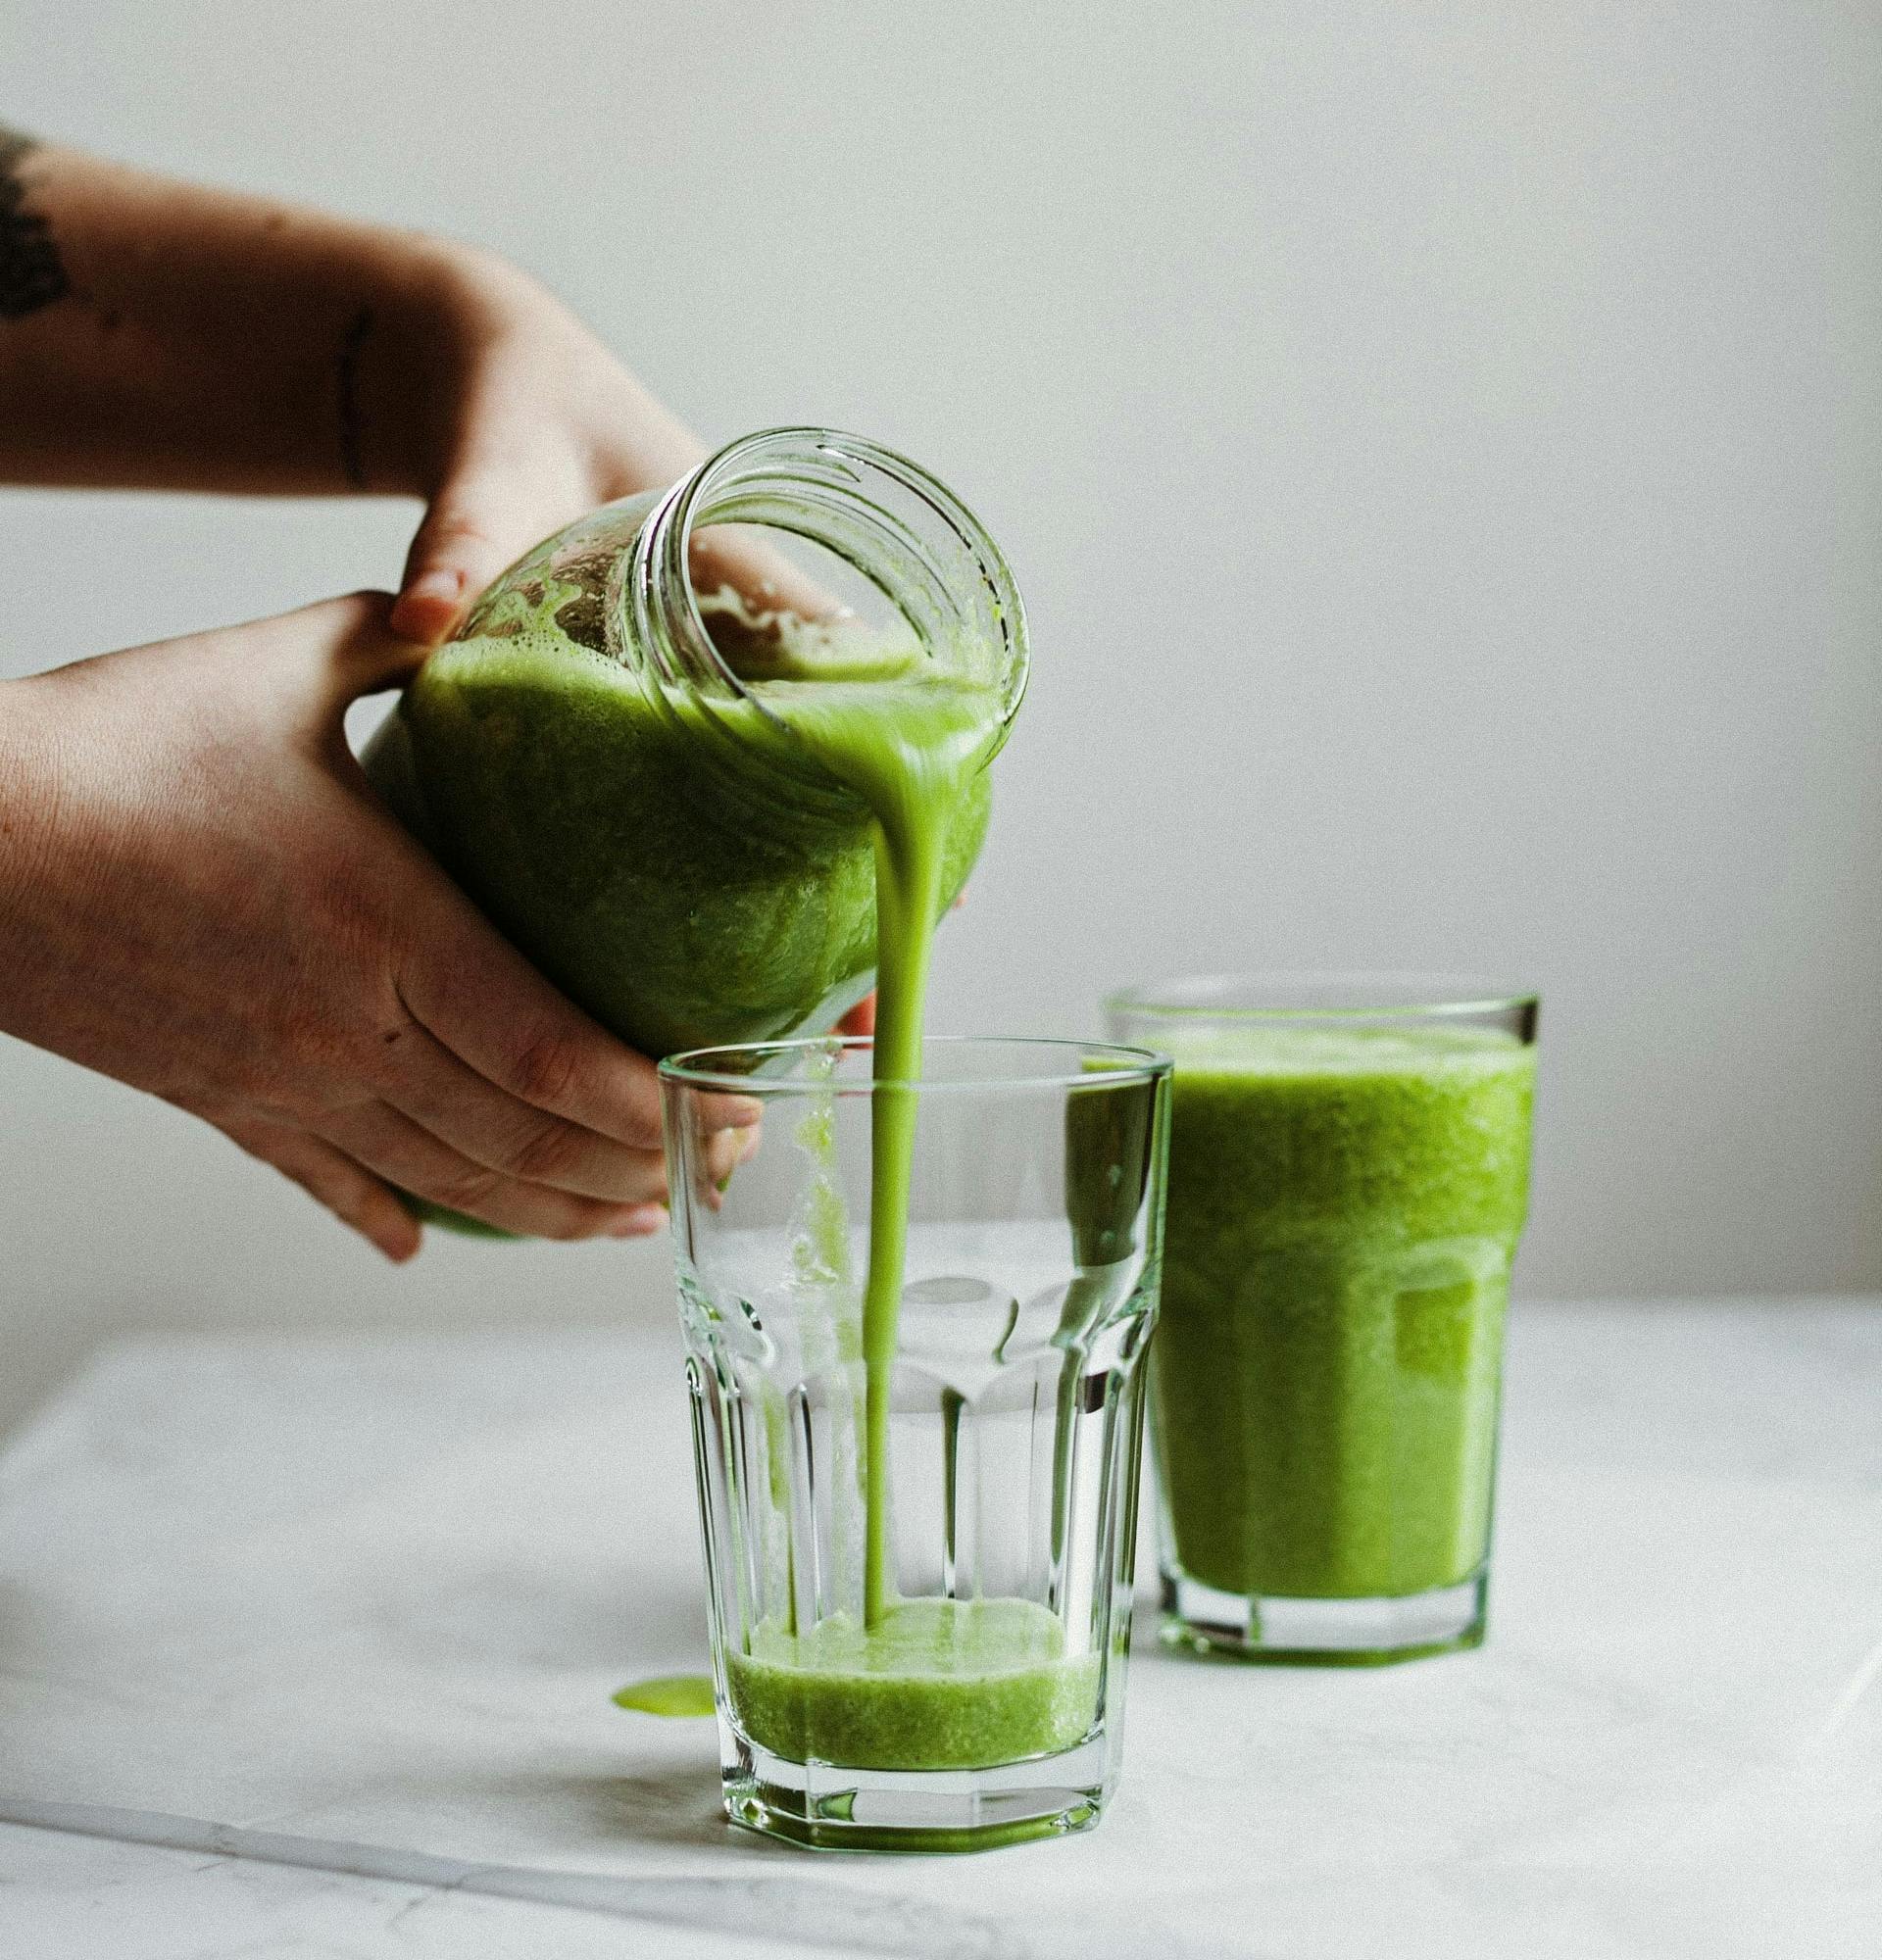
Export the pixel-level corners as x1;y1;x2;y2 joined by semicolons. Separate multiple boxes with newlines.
1105;976;1537;1665
660;1036;1170;1851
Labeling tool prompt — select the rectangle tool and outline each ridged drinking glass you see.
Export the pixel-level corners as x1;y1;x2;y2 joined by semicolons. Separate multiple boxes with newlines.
660;1035;1170;1850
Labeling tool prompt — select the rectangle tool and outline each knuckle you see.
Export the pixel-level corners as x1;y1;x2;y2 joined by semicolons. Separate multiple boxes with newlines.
426;507;496;552
361;1009;425;1090
431;1162;504;1213
620;1100;667;1152
628;1152;669;1202
503;1118;588;1187
214;1066;320;1132
505;1026;585;1109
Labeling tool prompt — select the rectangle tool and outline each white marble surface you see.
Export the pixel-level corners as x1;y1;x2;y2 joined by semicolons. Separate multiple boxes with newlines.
1;1300;1877;1958
0;1819;854;1959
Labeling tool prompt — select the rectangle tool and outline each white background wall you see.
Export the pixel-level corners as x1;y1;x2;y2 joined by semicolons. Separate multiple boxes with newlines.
2;1;1877;1436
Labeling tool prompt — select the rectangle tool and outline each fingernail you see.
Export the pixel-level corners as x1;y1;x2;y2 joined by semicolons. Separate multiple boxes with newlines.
708;1096;765;1132
406;568;463;606
736;1123;762;1164
611;1202;669;1238
391;571;466;644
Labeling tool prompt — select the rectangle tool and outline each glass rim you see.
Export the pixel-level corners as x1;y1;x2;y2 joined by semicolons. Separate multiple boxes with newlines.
659;1033;1171;1097
1105;970;1539;1020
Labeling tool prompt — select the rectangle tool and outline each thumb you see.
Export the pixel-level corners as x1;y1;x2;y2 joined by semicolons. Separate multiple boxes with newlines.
275;592;426;710
234;593;424;725
392;478;534;645
834;992;877;1038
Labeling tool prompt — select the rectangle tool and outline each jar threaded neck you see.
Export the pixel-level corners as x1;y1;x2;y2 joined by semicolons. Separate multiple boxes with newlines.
614;427;1028;804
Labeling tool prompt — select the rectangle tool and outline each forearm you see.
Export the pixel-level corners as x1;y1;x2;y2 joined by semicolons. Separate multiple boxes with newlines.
0;128;494;497
0;674;59;982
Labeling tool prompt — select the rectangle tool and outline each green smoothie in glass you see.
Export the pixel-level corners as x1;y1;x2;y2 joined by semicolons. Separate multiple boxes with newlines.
726;1598;1101;1772
1107;978;1537;1663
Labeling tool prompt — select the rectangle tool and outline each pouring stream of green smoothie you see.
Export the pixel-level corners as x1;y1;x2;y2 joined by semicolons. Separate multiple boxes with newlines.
754;670;1005;1627
614;672;1002;1720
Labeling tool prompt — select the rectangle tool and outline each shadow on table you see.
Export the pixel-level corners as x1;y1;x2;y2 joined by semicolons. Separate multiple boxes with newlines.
545;1764;749;1850
325;1756;745;1861
477;1762;739;1852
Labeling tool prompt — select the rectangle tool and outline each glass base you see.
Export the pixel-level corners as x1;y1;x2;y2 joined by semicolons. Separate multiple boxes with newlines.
1160;1566;1488;1666
722;1732;1112;1852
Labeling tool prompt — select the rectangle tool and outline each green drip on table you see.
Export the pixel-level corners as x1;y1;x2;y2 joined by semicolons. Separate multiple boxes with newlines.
612;1674;717;1717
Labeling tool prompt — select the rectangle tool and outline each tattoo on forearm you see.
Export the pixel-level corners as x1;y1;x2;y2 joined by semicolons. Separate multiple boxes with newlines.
0;125;71;320
335;306;374;489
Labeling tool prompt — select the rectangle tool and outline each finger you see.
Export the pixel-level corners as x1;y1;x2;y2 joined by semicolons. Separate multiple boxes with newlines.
376;1012;672;1203
835;993;877;1038
675;1116;763;1212
394;916;760;1151
321;1099;662;1241
314;590;428;702
688;526;841;625
703;1122;759;1185
223;1119;421;1262
195;592;422;715
389;574;470;647
391;493;500;643
392;470;582;644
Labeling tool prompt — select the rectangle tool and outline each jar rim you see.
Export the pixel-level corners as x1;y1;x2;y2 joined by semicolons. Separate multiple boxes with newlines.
627;426;1029;756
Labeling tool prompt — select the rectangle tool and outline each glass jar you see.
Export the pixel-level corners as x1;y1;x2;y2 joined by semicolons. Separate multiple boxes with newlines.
362;427;1028;1061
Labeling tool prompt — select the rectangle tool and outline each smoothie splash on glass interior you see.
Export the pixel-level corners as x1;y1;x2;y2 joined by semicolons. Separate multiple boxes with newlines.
1108;976;1538;1664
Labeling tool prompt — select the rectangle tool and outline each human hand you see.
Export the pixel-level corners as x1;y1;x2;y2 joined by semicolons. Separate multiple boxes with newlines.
0;594;759;1258
387;254;843;645
387;257;704;642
